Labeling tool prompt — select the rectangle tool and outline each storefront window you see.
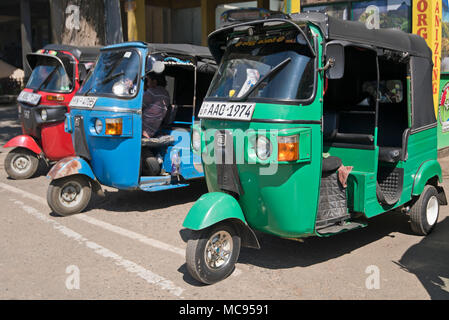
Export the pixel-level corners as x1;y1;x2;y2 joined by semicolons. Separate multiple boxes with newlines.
351;0;411;32
302;3;350;20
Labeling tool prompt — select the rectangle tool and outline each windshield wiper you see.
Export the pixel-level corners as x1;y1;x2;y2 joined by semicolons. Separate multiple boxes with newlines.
237;57;292;101
35;66;58;93
101;71;125;85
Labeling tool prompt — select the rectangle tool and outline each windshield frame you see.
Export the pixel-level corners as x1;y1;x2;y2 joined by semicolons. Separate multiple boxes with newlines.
25;53;76;94
80;47;143;100
204;30;319;106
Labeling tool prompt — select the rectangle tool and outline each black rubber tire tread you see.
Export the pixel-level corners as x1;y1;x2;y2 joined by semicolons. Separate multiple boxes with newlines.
410;185;439;236
47;175;92;216
4;148;39;180
186;222;241;285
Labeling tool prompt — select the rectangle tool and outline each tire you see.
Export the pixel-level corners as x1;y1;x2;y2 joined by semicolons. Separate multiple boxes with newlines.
4;148;39;180
410;185;440;236
47;175;92;216
186;222;241;285
141;149;161;176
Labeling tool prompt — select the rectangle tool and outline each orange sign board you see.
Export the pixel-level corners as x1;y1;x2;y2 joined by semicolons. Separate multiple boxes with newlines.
413;0;443;115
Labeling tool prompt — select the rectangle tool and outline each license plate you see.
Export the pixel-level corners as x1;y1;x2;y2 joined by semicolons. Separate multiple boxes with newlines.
17;91;41;106
198;102;255;121
69;96;98;108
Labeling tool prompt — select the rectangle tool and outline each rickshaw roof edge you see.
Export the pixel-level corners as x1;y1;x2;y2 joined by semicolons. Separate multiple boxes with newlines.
290;12;431;59
101;41;215;61
42;44;101;62
208;13;431;61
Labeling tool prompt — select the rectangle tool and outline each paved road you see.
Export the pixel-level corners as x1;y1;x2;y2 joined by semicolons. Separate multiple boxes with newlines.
0;103;448;300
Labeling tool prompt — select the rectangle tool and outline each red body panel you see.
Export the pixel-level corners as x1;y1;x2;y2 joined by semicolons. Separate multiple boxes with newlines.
41;122;75;161
8;49;82;162
3;135;43;155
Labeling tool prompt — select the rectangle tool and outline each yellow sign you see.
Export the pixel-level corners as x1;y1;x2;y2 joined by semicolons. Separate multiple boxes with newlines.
413;0;443;115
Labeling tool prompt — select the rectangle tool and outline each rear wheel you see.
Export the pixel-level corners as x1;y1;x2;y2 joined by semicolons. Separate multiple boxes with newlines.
410;185;440;235
186;222;241;285
47;175;92;216
4;148;39;180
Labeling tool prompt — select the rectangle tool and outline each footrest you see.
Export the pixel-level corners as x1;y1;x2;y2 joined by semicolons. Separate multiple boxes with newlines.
142;135;175;148
317;221;366;235
376;167;404;205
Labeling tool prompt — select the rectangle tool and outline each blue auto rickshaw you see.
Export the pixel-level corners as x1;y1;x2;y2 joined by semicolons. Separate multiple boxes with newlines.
46;42;217;216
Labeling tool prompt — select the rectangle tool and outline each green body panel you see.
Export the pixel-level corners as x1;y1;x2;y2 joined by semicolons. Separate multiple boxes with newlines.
194;25;325;238
201;119;323;238
185;23;442;239
183;192;247;230
325;127;439;219
412;160;443;196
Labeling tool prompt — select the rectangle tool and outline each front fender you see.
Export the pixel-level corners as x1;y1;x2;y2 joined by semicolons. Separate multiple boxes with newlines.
183;192;260;249
183;192;246;230
3;135;43;155
47;156;96;181
412;160;443;196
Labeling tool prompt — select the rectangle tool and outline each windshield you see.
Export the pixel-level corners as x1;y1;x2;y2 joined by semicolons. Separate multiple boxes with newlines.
26;56;73;92
79;49;140;98
207;32;315;102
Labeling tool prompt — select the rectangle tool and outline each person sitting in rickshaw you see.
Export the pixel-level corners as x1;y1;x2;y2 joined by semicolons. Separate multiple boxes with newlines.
142;72;170;138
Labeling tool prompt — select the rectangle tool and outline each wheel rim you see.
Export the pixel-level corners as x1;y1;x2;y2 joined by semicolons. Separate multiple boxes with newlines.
204;230;233;270
11;154;31;174
426;195;439;226
59;180;84;208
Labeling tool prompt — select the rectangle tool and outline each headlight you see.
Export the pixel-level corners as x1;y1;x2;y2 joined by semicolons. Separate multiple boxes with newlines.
95;118;103;134
40;109;48;121
192;129;201;152
256;135;272;160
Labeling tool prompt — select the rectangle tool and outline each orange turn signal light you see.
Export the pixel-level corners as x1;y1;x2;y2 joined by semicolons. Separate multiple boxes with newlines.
105;118;123;135
278;135;299;162
46;95;64;102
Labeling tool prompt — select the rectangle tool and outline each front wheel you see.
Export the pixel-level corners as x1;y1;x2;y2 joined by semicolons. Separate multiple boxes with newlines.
186;222;241;285
47;175;92;216
4;148;39;180
409;185;440;235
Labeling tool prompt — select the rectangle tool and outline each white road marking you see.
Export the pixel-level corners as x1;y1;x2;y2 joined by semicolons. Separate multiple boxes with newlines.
0;182;244;276
9;198;185;297
76;215;185;256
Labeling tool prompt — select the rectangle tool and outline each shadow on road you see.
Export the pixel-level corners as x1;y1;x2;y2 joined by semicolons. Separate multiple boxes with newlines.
179;210;449;293
178;210;425;286
88;179;208;213
395;217;449;299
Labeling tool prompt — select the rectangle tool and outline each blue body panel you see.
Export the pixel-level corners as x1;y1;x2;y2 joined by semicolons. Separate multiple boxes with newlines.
64;42;203;192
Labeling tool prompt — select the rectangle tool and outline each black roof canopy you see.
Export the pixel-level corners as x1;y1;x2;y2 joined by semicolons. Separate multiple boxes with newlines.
146;43;214;61
43;44;101;63
290;12;431;59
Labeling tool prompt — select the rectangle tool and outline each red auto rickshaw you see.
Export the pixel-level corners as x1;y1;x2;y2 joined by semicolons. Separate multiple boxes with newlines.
3;44;100;179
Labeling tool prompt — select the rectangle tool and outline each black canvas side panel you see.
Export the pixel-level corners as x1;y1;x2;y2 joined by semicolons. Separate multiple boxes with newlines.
410;56;436;131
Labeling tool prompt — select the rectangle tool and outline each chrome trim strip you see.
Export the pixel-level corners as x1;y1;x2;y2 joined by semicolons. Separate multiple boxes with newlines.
70;106;141;114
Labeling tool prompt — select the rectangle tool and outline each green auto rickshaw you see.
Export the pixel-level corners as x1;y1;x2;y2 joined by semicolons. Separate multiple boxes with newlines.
183;12;447;284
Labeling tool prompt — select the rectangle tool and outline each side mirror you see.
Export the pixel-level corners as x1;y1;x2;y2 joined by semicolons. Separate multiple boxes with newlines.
325;42;345;80
152;61;165;74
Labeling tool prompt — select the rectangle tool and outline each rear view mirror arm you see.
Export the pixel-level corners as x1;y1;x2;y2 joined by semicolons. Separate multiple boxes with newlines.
318;58;335;72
